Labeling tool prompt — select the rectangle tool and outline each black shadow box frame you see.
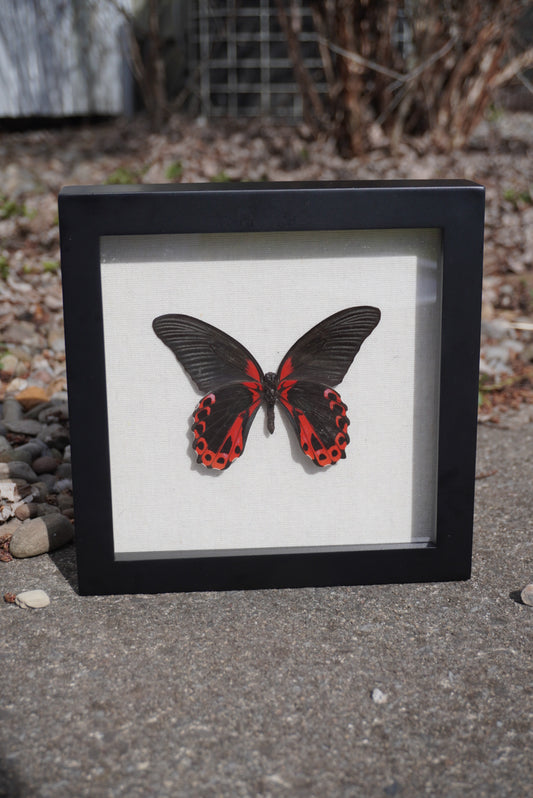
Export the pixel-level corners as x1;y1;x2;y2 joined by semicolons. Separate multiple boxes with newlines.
58;181;484;595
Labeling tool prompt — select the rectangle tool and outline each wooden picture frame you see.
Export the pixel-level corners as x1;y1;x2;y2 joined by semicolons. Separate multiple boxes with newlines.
59;181;484;595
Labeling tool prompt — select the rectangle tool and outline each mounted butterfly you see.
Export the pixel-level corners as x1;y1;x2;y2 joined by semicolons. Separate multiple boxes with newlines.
152;307;380;470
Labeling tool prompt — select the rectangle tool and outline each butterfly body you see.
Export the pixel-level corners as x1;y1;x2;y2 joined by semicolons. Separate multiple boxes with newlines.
153;307;380;471
263;371;278;433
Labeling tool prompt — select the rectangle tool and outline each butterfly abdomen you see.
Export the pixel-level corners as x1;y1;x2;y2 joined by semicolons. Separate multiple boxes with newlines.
263;372;278;434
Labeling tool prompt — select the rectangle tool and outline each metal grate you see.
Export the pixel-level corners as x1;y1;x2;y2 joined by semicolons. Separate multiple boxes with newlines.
188;0;327;118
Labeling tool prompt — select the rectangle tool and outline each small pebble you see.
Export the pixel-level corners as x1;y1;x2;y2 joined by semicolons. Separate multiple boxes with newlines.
57;493;74;511
0;461;38;483
49;390;68;403
13;440;48;463
30;369;53;384
371;688;388;705
0;449;32;465
1;396;23;424
15;502;58;521
38;403;68;424
48;329;65;353
1;354;19;376
4;419;43;436
520;584;533;606
5;378;28;394
0;436;12;454
15;386;49;411
15;590;50;609
56;463;72;479
25;401;53;420
9;514;74;558
480;319;513;340
44;293;62;311
14;504;31;521
38;423;69;450
30;481;52;502
54;478;72;493
37;473;57;490
15;438;46;460
32;455;58;475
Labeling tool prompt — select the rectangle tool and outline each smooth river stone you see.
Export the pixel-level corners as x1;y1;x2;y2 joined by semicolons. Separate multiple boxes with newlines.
5;419;44;436
32;455;58;475
0;461;38;483
520;584;533;606
15;590;50;609
9;514;73;558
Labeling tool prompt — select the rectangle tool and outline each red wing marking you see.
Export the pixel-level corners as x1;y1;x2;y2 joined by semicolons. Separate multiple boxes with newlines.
278;357;294;382
245;359;262;382
277;379;297;404
192;384;262;470
193;412;248;470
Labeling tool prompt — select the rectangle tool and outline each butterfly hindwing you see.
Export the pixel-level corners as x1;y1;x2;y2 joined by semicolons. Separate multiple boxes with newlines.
276;306;381;385
193;382;262;470
278;380;350;466
152;314;263;391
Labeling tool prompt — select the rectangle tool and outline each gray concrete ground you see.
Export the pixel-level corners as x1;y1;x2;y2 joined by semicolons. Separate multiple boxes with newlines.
1;421;532;798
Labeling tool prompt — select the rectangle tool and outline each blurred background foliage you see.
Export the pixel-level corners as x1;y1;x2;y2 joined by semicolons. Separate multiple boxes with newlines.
125;0;533;154
1;0;532;155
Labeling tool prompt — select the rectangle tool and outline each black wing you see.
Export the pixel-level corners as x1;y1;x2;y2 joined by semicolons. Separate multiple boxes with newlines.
153;314;264;392
276;306;381;386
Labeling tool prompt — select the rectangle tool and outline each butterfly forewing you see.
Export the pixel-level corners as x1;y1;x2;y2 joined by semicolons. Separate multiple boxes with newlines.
276;306;381;386
153;314;263;391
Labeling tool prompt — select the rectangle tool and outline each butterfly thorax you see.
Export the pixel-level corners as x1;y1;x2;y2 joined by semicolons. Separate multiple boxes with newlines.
263;371;278;434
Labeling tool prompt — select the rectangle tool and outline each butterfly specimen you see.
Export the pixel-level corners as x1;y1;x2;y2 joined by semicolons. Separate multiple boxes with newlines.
152;307;381;470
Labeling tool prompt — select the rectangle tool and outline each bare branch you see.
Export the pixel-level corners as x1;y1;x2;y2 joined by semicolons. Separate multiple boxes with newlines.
516;70;533;96
490;47;533;88
316;35;405;82
274;0;326;131
99;0;167;128
388;37;458;91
